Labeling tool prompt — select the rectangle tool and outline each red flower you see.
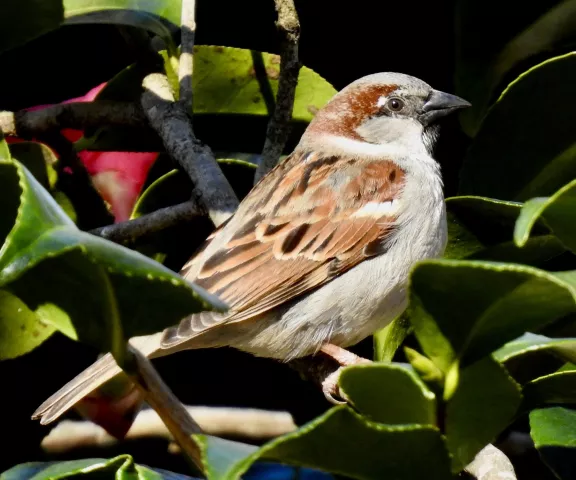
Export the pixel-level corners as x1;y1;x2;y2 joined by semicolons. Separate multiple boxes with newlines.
9;83;158;222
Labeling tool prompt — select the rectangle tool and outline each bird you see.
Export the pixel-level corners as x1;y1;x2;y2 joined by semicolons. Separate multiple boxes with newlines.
33;72;470;430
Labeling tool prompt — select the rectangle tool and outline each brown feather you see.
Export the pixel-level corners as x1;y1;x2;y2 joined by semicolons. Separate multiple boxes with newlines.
163;152;406;349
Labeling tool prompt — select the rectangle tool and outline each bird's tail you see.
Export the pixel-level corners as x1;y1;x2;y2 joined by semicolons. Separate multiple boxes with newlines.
32;333;165;438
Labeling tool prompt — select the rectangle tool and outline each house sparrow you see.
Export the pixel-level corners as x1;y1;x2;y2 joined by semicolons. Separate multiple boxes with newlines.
33;72;470;428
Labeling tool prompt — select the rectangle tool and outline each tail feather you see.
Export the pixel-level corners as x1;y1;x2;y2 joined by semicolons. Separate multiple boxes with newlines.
32;353;123;425
32;333;165;427
32;321;222;429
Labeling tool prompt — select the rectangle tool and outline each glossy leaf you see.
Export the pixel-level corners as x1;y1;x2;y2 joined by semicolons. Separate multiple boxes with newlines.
194;406;452;480
0;136;10;160
456;0;576;136
0;455;201;480
444;196;566;266
522;371;576;410
191;47;336;122
494;332;576;364
515;179;576;253
373;314;412;362
339;363;436;425
460;53;576;201
0;159;224;355
0;160;73;273
0;289;55;359
404;347;444;388
530;407;576;480
409;259;576;377
445;357;522;471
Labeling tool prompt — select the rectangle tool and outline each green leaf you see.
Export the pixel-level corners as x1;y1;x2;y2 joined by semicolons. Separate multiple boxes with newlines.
0;159;224;354
460;53;576;201
494;332;576;364
515;179;576;253
0;455;201;480
0;136;11;160
63;0;180;41
522;371;576;410
0;159;73;273
444;196;566;265
0;0;63;54
445;196;566;266
530;407;576;480
191;46;336;122
409;259;576;376
194;406;452;480
445;357;522;472
456;1;576;136
404;347;444;388
0;289;55;359
373;313;412;361
339;363;436;425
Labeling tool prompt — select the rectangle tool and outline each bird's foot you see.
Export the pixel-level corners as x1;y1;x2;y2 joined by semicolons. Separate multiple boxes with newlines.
319;344;372;404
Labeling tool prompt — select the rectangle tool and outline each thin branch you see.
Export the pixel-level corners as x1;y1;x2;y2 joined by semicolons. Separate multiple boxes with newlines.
90;200;202;245
254;0;301;183
125;346;204;471
141;73;239;227
0;102;146;137
465;444;517;480
40;407;296;454
179;0;196;110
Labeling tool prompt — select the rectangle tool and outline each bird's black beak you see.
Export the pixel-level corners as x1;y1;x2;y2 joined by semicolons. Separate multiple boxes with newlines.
420;89;471;125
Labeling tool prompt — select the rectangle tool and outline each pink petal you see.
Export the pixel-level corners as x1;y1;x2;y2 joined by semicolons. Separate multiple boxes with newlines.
14;82;159;222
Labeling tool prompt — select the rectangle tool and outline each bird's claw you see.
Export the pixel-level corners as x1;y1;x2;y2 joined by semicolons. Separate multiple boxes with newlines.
321;367;348;405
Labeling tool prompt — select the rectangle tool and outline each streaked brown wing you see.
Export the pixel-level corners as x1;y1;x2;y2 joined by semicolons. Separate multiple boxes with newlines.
165;151;405;346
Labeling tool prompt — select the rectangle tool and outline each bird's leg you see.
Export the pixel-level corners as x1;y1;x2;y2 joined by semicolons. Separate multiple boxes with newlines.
319;344;372;404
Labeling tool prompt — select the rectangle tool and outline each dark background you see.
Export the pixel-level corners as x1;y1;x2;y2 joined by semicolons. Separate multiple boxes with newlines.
0;0;484;475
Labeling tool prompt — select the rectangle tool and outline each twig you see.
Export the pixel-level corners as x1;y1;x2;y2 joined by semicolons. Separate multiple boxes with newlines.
254;0;301;183
141;73;239;227
178;0;196;110
90;200;202;245
0;102;146;137
125;346;204;471
465;444;517;480
40;407;296;454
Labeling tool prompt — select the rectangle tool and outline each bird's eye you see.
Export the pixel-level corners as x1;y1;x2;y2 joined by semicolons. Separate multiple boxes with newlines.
386;98;405;112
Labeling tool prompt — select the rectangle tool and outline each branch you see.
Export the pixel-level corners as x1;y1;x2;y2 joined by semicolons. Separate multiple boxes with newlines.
141;73;239;227
254;0;301;183
0;102;146;137
90;200;202;245
125;346;204;471
465;444;517;480
178;0;196;110
40;407;296;454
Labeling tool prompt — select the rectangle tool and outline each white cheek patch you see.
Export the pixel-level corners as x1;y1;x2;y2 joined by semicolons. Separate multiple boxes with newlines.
352;199;400;218
377;96;388;108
